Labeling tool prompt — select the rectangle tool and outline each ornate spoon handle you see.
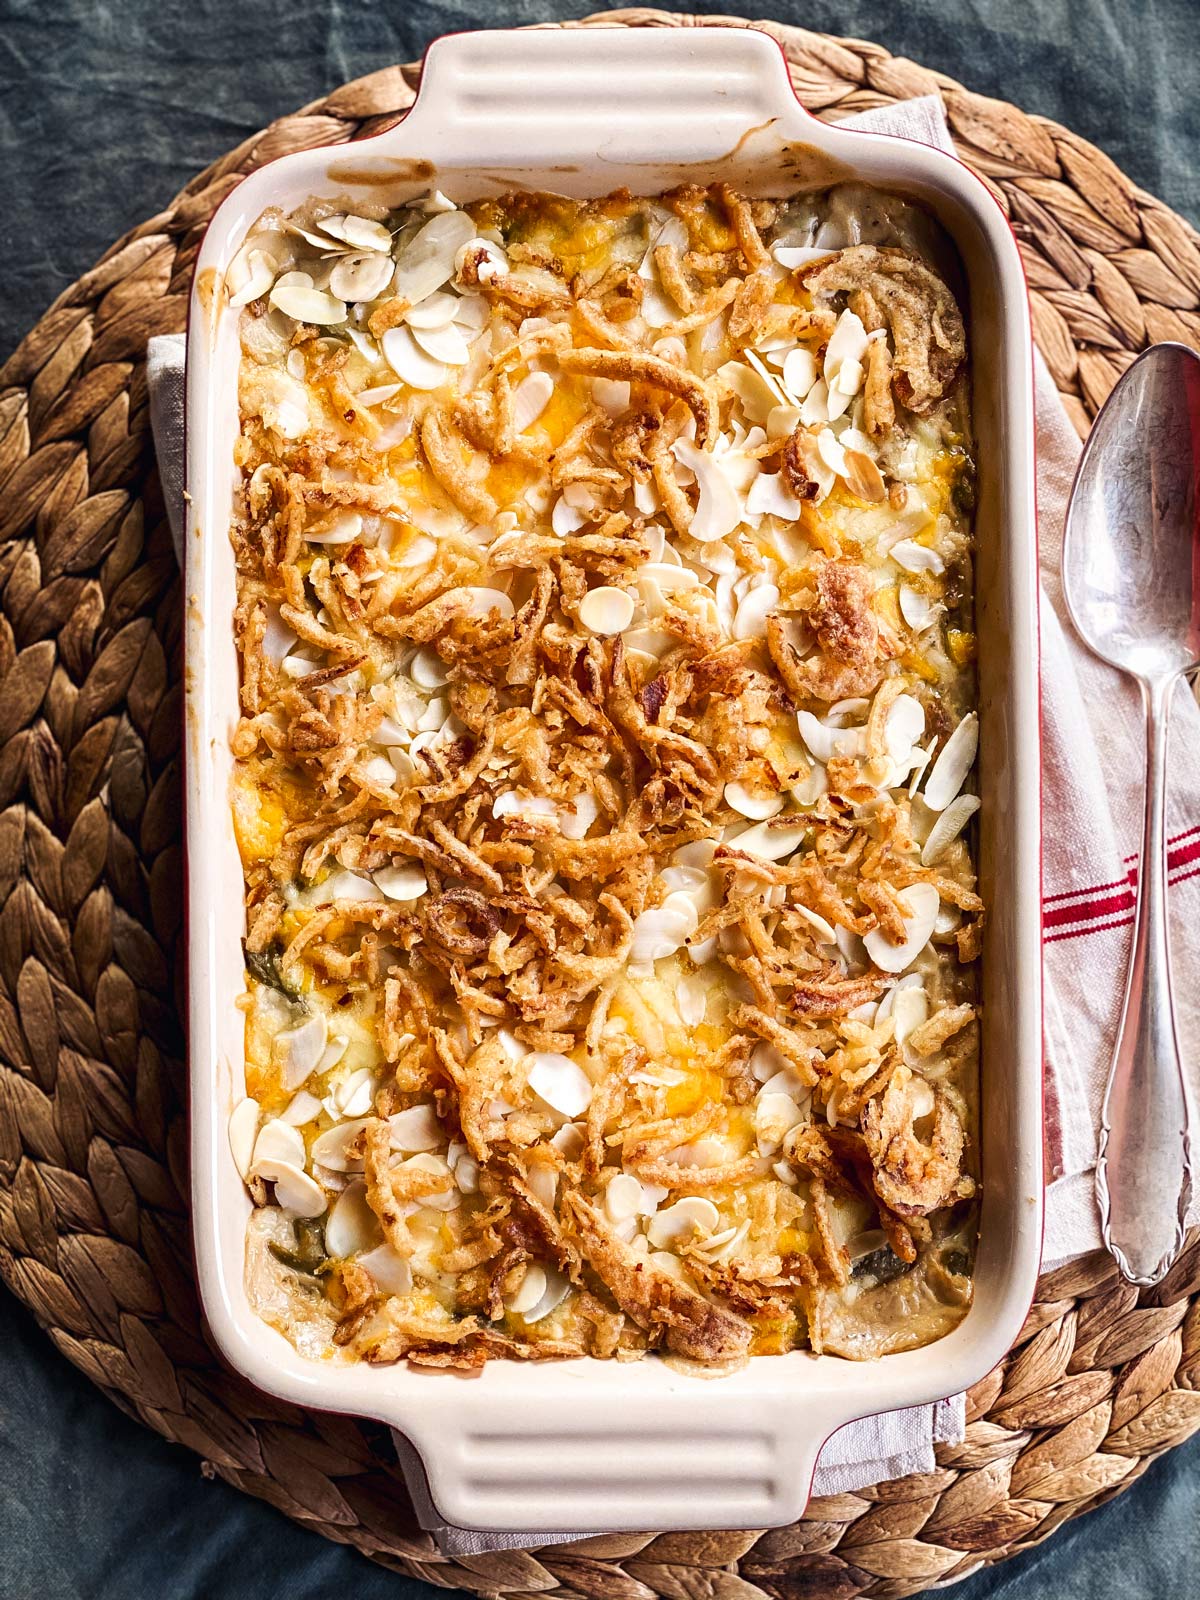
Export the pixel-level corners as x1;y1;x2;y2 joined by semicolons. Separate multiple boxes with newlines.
1095;675;1193;1287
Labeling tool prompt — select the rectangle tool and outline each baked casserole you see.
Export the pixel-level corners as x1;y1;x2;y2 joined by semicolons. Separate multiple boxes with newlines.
223;180;983;1370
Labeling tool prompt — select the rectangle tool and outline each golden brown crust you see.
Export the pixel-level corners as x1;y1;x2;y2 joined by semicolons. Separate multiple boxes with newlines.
232;180;981;1371
565;1194;752;1364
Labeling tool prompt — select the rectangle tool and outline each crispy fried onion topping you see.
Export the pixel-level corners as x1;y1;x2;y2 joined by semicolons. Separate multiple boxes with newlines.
232;182;981;1370
803;245;966;413
862;1076;975;1218
566;1194;751;1364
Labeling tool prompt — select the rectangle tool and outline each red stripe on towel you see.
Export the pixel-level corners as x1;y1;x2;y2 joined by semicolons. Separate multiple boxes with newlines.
1043;888;1136;929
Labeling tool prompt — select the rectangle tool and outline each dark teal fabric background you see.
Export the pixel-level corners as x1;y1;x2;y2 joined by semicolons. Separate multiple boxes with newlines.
1;3;1197;1596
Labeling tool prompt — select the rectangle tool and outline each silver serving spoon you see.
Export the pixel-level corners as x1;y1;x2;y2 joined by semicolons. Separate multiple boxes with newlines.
1062;341;1200;1288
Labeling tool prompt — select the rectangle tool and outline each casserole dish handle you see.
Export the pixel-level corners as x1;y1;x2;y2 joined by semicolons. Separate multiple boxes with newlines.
402;25;811;171
396;1394;843;1534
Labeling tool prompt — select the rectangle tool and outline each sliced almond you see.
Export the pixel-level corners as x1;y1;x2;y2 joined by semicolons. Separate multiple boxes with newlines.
460;586;515;620
527;1162;558;1211
228;247;278;310
228;1097;260;1180
330;251;395;303
305;510;362;545
816;427;848;478
269;282;347;325
797;709;865;764
310;1117;370;1173
863;883;940;973
320;1034;350;1075
766;402;803;439
721;360;784;426
793;904;837;943
899;584;944;632
891;539;945;575
493;791;557;822
639;562;699;592
373;863;429;901
924;712;979;812
550;1122;586;1160
392;210;476;305
824;309;869;385
251;1118;305;1172
724;781;783;821
327;214;393;252
773;245;832;270
578;586;634;636
675;973;708;1027
825;382;854;422
273;1013;328;1091
411;319;471;366
359;1242;413;1296
755;1091;806;1150
388;1102;443;1151
259;1160;327;1219
921;792;981;865
843;448;886;503
354;382;402;407
455;1153;480;1193
404;291;460;329
551;495;588;536
452;293;490;331
660;864;711;894
732;582;779;640
261;607;298;663
672;439;742;542
646;1196;719;1249
592;376;631;414
512;370;554;431
380;325;451;390
333;1068;374;1119
281;1089;323;1126
505;1263;548;1317
523;1265;570;1324
891;984;930;1049
604;1173;644;1224
782;347;819;401
559;792;598;841
660;891;700;940
745;471;801;520
731;820;806;862
325;1179;382;1257
402;1152;457;1210
310;870;380;908
629;905;694;966
876;973;922;1023
409;646;450;689
526;1053;593;1117
883;693;926;762
800;378;830;427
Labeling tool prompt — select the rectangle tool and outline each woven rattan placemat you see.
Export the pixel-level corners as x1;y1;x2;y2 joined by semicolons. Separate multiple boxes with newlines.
2;8;1200;1593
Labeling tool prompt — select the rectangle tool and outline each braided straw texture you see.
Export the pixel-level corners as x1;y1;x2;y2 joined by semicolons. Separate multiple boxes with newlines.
1;9;1199;1592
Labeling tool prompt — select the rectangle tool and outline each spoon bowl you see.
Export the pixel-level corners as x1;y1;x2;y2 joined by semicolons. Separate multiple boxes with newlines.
1063;341;1200;682
1062;340;1200;1288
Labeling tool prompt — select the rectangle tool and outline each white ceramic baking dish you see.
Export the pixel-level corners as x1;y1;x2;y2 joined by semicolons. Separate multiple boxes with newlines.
185;24;1043;1535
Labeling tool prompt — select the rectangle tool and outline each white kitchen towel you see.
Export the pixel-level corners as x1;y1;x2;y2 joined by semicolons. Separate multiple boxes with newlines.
146;90;1200;1551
